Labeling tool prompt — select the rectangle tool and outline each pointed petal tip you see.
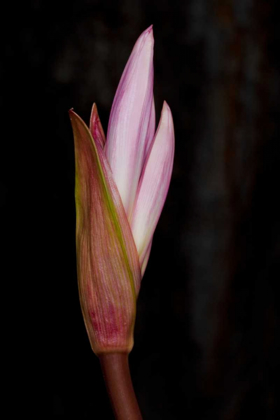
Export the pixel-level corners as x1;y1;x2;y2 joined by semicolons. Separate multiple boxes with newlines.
68;108;83;124
138;25;154;45
69;108;77;122
90;102;97;120
145;24;153;34
69;108;83;122
90;102;106;148
162;100;171;113
160;101;173;128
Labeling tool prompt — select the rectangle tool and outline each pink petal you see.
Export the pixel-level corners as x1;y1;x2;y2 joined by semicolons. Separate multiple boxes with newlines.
131;102;175;269
69;109;141;354
89;103;106;148
144;97;156;161
105;26;154;219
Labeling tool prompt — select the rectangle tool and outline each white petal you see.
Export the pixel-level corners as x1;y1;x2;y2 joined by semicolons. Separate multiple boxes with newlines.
131;102;175;267
105;26;154;219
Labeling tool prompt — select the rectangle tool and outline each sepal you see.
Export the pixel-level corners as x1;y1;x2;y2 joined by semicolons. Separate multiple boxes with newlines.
69;109;141;354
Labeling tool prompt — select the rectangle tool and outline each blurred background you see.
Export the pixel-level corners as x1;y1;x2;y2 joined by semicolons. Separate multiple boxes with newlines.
1;0;279;418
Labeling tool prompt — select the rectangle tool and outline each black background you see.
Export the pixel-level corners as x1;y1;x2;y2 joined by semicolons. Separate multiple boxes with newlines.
1;0;280;419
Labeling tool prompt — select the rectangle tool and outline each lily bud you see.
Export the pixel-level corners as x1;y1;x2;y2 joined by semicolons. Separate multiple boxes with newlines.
69;26;175;355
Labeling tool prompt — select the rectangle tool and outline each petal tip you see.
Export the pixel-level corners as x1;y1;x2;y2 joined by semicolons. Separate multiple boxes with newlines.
162;100;170;111
69;108;78;123
160;101;173;127
145;24;153;34
138;25;154;45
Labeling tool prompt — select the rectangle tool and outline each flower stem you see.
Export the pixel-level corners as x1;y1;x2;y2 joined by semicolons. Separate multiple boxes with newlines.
99;353;143;420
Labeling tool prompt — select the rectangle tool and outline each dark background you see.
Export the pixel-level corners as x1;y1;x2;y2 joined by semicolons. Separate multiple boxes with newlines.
1;0;279;419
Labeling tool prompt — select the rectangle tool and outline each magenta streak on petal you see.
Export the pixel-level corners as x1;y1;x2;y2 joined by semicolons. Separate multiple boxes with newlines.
131;101;175;269
89;103;106;148
105;26;154;220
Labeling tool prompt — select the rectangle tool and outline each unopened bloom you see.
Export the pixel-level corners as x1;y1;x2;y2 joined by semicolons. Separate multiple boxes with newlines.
69;26;174;355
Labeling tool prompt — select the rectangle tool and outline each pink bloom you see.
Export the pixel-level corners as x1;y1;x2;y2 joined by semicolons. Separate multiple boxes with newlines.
69;26;175;354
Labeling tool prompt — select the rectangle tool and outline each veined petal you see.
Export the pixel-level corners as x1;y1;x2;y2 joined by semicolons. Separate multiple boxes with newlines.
89;103;106;148
88;106;141;294
105;26;154;219
87;106;141;294
131;102;175;269
69;109;141;355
